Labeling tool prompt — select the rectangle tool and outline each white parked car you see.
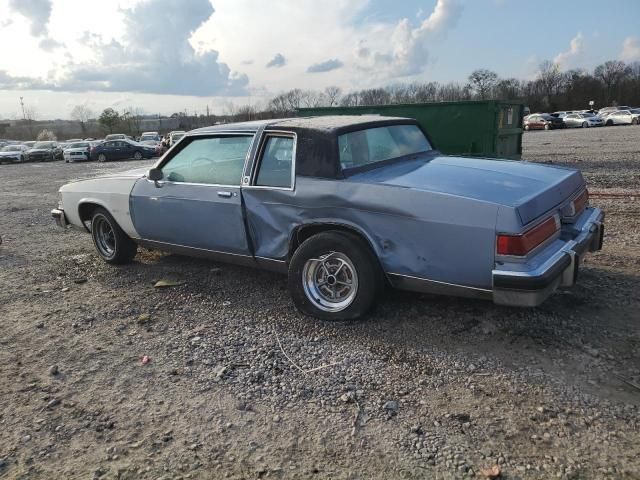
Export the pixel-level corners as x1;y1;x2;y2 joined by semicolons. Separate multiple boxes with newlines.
63;141;92;163
169;131;186;146
604;110;640;126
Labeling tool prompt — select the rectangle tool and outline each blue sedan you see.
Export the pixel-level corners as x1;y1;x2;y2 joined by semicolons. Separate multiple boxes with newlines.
53;116;604;320
91;139;156;162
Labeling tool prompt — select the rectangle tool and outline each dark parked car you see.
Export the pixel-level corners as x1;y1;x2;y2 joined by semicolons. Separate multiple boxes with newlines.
524;114;565;131
91;139;156;162
26;141;62;162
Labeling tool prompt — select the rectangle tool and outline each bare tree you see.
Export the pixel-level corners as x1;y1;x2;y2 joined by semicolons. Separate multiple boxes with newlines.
340;92;361;107
324;86;342;107
70;104;94;134
594;60;631;104
300;90;325;108
468;69;498;100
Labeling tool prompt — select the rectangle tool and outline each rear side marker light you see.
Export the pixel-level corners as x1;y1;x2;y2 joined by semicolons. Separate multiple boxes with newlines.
497;217;559;257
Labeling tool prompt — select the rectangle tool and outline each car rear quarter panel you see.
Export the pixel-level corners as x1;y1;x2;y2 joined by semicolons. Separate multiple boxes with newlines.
242;177;499;289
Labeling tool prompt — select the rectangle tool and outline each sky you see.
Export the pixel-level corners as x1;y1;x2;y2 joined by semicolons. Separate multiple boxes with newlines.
0;0;639;120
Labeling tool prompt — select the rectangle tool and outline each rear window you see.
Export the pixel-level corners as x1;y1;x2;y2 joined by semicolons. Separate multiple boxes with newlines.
338;125;431;170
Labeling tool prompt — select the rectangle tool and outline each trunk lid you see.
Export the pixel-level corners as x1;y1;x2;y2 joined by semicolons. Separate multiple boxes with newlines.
347;154;585;225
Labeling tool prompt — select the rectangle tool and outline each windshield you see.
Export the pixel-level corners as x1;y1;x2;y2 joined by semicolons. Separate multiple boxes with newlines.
1;145;21;151
580;113;594;118
68;142;89;148
338;125;432;171
34;142;55;148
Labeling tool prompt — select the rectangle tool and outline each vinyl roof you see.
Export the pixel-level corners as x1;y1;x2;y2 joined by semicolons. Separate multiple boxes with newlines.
190;115;415;134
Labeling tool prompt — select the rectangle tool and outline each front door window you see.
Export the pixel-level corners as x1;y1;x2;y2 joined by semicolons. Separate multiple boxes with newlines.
162;136;253;186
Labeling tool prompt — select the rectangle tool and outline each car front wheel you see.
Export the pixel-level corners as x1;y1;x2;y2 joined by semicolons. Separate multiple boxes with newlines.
90;207;137;264
288;231;383;321
97;153;107;162
133;151;143;160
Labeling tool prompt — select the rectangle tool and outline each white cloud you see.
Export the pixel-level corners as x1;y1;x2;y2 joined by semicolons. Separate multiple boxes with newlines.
554;32;584;70
354;0;463;77
307;59;344;73
8;0;52;36
0;0;248;96
620;36;640;62
266;54;287;69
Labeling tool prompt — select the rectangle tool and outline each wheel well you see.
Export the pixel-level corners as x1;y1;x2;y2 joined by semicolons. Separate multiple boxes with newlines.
291;224;378;260
78;203;103;230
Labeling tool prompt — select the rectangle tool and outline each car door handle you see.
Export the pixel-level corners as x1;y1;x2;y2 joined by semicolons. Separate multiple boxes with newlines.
217;191;233;198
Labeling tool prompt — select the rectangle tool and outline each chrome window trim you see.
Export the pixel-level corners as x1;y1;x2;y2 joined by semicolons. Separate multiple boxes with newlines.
153;132;258;189
244;130;297;192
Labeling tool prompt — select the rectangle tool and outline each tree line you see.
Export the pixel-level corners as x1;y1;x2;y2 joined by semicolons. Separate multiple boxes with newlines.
226;59;640;122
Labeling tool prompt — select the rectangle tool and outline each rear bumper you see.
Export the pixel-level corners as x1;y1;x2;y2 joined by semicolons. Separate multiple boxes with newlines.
492;207;605;307
51;208;68;229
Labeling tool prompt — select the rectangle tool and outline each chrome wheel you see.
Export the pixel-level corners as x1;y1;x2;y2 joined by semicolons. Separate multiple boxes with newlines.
94;216;116;258
134;151;142;160
98;153;107;162
302;252;358;313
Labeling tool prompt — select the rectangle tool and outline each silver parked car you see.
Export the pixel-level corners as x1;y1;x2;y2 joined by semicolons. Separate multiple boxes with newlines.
604;110;640;126
563;113;604;128
52;116;605;320
0;144;29;163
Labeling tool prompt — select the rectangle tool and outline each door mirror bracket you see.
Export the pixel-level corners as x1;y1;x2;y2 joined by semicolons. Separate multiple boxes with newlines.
148;168;163;187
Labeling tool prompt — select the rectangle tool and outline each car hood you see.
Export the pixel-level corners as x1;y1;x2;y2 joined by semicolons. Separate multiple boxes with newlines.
28;148;54;153
347;154;585;225
64;148;89;152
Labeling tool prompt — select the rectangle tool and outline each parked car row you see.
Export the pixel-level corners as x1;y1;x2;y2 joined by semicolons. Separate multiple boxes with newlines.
0;133;171;165
524;106;640;131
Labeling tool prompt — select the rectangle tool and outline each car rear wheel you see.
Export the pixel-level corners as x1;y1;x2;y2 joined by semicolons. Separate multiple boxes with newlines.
632;118;639;125
524;124;529;131
606;120;613;126
133;151;143;160
97;153;107;162
582;122;589;128
288;231;383;321
90;207;137;264
544;124;551;130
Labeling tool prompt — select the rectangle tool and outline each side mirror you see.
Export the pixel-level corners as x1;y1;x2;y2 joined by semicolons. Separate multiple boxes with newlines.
148;168;163;187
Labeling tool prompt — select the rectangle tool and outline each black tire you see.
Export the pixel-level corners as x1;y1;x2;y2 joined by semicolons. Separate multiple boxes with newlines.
97;153;107;162
632;118;639;125
606;120;613;127
133;151;143;160
90;207;137;264
288;231;384;321
582;122;589;128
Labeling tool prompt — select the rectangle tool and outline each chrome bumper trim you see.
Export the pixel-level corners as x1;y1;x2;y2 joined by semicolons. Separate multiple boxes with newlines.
492;208;604;307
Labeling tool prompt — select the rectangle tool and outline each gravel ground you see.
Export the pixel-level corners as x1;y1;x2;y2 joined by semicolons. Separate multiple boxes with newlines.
0;126;639;480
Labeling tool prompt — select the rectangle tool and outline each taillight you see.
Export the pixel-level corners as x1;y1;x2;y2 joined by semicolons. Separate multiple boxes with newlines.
573;190;589;214
497;217;559;256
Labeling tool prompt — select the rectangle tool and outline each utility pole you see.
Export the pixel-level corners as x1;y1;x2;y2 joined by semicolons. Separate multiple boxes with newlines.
19;97;26;120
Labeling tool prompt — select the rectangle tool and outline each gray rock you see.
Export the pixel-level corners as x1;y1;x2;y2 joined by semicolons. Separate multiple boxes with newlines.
49;365;59;376
383;400;399;414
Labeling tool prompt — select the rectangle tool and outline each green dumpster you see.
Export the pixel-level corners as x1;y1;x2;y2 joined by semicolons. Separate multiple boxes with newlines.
298;100;524;159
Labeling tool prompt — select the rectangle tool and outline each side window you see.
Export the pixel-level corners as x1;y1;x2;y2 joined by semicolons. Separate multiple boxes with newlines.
162;136;253;186
255;135;294;188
